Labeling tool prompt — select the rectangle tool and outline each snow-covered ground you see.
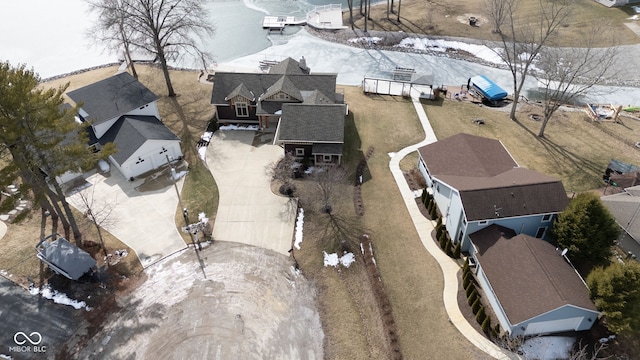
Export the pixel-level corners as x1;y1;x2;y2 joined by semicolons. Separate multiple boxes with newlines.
3;1;639;105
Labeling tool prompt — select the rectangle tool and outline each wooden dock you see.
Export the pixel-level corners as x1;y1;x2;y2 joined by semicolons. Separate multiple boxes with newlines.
262;16;306;29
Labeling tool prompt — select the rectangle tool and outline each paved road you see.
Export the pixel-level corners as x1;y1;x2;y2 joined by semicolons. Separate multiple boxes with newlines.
205;130;297;255
0;277;82;360
69;243;323;359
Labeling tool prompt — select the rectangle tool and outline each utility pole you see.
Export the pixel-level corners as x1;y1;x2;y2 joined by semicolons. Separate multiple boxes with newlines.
166;155;198;251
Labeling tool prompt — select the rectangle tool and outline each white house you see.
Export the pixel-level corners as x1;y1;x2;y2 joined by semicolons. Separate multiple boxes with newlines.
66;72;182;179
417;133;569;252
469;224;599;337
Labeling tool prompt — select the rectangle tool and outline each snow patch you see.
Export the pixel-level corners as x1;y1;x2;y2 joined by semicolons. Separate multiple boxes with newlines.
29;284;91;311
198;212;209;224
198;146;207;161
519;336;575;360
340;252;355;268
395;38;504;65
348;37;382;45
294;208;304;250
201;131;214;142
219;124;259;131
413;189;423;198
323;251;355;268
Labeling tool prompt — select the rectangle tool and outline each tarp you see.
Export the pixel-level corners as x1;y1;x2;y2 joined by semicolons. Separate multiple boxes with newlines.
36;235;96;280
469;75;508;101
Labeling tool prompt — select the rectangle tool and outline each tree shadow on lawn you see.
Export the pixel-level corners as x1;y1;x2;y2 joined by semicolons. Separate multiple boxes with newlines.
513;118;604;189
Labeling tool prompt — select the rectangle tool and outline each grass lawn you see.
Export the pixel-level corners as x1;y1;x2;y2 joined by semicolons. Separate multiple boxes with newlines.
345;0;639;47
297;86;492;359
423;100;640;192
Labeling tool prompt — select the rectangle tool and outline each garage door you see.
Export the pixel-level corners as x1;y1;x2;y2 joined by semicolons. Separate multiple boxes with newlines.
524;317;583;336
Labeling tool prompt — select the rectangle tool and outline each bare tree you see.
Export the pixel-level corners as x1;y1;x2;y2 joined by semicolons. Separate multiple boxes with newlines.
487;0;573;120
76;184;118;261
92;0;215;97
267;153;298;196
534;25;619;137
300;166;365;252
86;0;139;78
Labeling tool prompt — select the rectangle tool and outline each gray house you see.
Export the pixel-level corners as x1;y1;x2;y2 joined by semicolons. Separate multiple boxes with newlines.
470;225;599;337
417;133;569;252
211;57;347;164
66;72;182;179
601;185;640;256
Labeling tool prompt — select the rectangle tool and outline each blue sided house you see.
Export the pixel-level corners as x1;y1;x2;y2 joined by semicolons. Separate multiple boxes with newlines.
417;133;598;337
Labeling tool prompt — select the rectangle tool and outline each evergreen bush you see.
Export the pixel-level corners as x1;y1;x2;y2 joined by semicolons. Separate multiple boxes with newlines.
445;238;453;256
482;317;491;335
438;232;447;249
465;281;475;297
453;242;461;259
471;298;481;314
467;290;478;306
462;257;470;274
476;307;486;324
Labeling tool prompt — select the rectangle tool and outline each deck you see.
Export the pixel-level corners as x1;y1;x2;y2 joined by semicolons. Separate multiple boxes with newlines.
262;16;306;29
306;4;346;30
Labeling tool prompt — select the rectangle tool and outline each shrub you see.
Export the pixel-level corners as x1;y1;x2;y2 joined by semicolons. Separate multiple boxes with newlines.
467;290;478;306
465;281;475;297
462;257;470;274
438;232;447;249
476;307;486;324
429;202;437;219
482;317;491;335
494;323;501;335
453;242;461;259
471;298;481;314
463;272;472;289
421;188;427;203
445;238;453;256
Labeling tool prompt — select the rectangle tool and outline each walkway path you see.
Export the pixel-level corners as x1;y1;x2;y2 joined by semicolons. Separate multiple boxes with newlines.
387;88;513;359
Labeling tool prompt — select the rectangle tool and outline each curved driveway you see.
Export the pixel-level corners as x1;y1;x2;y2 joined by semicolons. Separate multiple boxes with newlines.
205;130;296;255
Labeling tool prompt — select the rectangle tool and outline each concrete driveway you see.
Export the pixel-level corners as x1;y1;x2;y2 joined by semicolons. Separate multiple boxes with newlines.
206;130;296;255
67;168;187;267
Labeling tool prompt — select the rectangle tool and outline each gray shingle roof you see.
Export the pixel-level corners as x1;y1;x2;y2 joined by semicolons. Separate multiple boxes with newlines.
211;72;338;109
99;115;179;165
226;83;255;101
313;143;343;155
275;104;345;143
262;75;302;101
602;188;640;241
303;90;333;105
268;57;309;75
67;72;159;125
471;224;597;325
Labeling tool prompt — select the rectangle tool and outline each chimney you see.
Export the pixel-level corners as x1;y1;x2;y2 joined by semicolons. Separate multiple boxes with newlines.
299;56;310;74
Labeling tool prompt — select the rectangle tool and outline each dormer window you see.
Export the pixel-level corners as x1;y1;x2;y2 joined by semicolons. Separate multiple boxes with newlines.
235;102;249;117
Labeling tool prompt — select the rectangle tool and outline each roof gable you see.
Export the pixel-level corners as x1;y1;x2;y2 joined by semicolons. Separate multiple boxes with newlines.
303;90;333;105
418;133;517;177
211;73;338;110
66;72;159;125
225;83;254;102
275;104;345;143
262;75;302;101
268;57;310;75
471;225;597;324
99;115;179;165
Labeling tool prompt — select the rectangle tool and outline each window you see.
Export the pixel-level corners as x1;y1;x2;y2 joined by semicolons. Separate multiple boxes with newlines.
457;231;463;243
535;227;547;238
479;220;488;225
542;214;552;222
462;218;467;226
323;155;332;163
235;102;249;117
295;148;305;156
135;157;145;164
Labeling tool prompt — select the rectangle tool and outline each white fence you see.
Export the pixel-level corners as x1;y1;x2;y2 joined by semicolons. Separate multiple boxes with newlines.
362;77;413;97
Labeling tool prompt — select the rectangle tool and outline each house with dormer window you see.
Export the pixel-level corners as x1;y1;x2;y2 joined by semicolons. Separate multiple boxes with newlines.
417;133;568;252
210;57;346;164
66;72;182;180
